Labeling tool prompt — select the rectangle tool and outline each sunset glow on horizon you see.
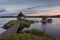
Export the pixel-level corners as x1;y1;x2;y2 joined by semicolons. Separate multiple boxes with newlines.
25;11;60;16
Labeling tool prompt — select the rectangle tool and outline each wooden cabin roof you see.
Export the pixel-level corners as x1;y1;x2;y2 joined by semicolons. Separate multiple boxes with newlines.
17;11;25;17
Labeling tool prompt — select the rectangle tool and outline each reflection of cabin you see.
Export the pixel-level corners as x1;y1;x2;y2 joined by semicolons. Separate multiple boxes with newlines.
17;11;25;20
41;16;47;23
41;16;53;23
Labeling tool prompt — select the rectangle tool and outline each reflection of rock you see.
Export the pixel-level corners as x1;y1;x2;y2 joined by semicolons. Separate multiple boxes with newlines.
47;19;53;23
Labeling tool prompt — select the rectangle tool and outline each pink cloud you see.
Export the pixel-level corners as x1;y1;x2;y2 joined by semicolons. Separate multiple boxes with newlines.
25;11;60;16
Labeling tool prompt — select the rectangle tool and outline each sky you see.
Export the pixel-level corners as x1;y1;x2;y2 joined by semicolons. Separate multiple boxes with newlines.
0;0;60;10
0;0;60;16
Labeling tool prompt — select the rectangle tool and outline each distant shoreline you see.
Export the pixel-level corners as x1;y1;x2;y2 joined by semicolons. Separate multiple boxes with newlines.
0;16;60;18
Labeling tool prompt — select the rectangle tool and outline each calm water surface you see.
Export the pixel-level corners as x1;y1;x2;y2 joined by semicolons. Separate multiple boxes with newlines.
0;18;16;34
23;18;60;40
0;18;60;40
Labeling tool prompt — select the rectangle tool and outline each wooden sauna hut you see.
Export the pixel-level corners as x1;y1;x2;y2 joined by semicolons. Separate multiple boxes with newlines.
17;11;25;20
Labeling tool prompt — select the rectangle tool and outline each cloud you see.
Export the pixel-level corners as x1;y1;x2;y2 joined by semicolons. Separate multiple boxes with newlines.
0;0;60;6
0;0;60;11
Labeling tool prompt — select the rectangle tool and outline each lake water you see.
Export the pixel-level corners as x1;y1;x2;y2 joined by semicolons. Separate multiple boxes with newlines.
23;18;60;40
0;18;60;40
0;18;16;34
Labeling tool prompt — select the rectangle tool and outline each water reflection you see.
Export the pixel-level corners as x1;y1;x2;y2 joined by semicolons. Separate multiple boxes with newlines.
0;18;60;40
25;18;60;40
41;23;47;33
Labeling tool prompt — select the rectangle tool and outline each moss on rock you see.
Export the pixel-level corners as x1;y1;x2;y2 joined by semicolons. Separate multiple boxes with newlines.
3;20;31;29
